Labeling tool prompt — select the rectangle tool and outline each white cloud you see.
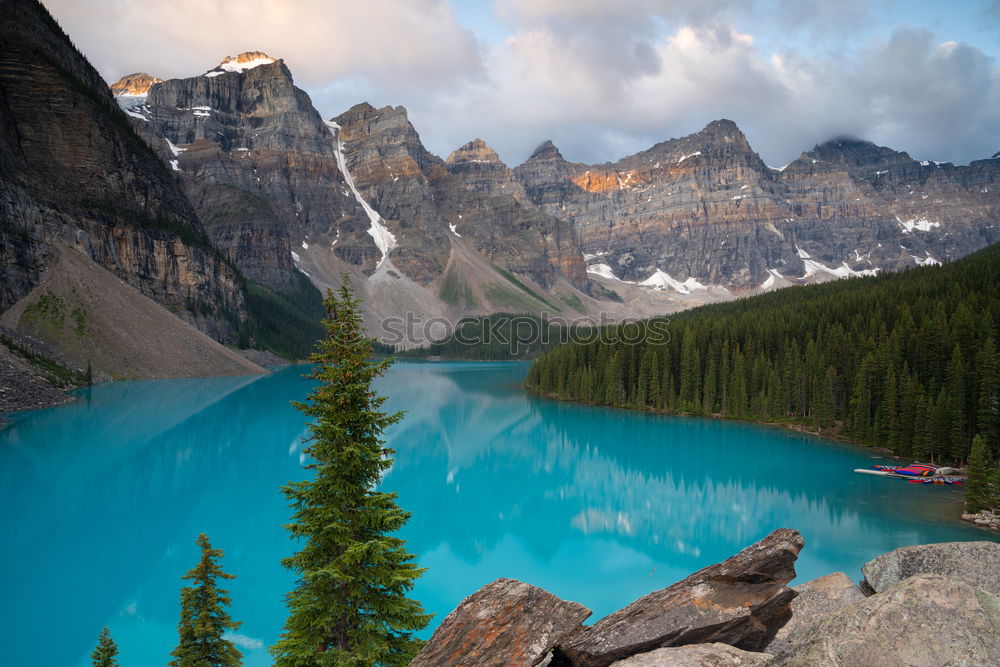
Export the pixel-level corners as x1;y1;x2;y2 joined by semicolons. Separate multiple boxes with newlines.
45;0;482;94
413;16;999;168
43;0;1000;168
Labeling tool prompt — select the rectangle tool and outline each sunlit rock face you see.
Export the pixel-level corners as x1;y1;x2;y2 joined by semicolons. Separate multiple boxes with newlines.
334;104;589;291
514;122;1000;290
110;72;163;108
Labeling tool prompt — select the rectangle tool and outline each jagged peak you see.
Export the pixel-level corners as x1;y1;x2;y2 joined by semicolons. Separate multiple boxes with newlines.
528;140;564;161
349;101;377;114
697;119;748;144
333;102;415;140
205;51;277;77
703;118;741;132
446;138;502;165
992;150;1000;159
110;72;162;96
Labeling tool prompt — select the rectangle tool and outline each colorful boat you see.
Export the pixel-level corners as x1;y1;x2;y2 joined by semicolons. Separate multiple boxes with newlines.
887;464;938;477
854;463;965;483
907;477;965;485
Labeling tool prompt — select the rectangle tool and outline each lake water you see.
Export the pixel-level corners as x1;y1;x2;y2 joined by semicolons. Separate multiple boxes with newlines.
1;361;995;666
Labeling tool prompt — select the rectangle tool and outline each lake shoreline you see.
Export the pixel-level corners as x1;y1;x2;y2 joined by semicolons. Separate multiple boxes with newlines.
524;385;985;525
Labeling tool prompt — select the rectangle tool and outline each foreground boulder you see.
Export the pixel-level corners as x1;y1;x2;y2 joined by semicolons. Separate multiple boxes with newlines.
766;572;864;656
609;643;773;666
772;574;1000;666
410;578;591;666
860;540;1000;595
553;529;804;667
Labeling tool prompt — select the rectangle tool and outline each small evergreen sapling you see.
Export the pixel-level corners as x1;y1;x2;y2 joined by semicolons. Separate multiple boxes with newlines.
169;533;242;667
966;434;997;514
90;627;119;667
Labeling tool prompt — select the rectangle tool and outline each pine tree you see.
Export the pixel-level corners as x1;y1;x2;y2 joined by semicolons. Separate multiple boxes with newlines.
977;337;999;449
946;345;968;461
170;534;242;667
635;349;650;408
965;435;996;514
90;627;119;667
271;280;429;667
649;351;662;409
604;351;622;405
913;393;931;461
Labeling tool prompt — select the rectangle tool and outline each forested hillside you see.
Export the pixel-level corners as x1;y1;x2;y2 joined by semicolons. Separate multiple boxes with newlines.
526;243;1000;464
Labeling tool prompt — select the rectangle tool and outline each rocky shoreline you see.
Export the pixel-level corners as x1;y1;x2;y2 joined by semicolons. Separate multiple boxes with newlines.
411;531;1000;666
962;510;1000;531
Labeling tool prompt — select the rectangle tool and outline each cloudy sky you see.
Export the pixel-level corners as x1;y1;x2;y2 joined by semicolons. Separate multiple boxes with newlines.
45;0;1000;168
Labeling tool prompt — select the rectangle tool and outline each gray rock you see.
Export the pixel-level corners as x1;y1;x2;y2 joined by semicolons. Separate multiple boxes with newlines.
515;124;1000;291
609;643;773;666
139;56;377;284
554;529;804;667
766;572;864;656
861;541;1000;596
410;578;591;667
773;574;1000;666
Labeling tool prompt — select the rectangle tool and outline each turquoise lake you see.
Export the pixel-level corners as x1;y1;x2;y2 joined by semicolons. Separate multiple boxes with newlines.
1;361;996;666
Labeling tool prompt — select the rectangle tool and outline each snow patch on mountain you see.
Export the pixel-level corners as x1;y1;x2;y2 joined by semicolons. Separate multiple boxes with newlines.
912;252;942;266
640;269;707;294
164;137;185;157
896;216;940;233
206;52;276;77
801;257;878;279
586;263;621;281
324;120;396;267
760;269;784;290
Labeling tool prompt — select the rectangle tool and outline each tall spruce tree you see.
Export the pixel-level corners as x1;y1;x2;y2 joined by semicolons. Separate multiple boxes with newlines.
170;534;242;667
965;435;997;514
90;627;119;667
977;337;1000;449
271;279;430;666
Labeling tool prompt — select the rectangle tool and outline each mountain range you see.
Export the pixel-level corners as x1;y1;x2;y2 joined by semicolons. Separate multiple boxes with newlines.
111;47;1000;344
1;0;998;392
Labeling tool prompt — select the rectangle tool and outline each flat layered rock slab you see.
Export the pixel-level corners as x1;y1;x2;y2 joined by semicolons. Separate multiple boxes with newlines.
766;572;864;656
554;529;804;667
411;578;591;667
861;540;1000;595
773;574;1000;666
609;643;773;666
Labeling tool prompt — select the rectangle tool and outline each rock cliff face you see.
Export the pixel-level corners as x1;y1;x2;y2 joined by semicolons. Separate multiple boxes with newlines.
131;53;374;291
106;51;999;341
0;0;246;342
123;63;602;345
333;104;588;292
514;122;1000;291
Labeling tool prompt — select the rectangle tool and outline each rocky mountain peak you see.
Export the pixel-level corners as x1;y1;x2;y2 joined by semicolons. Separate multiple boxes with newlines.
993;150;1000;159
110;72;162;97
528;140;564;161
206;51;277;76
334;103;421;147
446;138;503;166
697;118;749;146
807;136;914;174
